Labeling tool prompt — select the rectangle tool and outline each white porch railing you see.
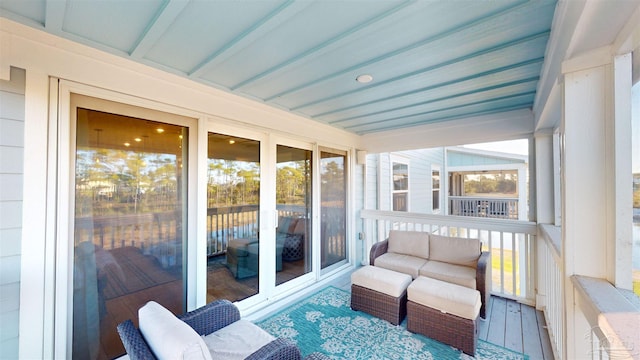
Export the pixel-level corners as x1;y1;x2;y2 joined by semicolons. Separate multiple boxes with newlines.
538;224;563;360
449;196;519;219
360;209;537;303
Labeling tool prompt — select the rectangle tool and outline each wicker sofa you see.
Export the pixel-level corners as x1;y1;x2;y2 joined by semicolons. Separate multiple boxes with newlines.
369;230;490;319
117;299;328;360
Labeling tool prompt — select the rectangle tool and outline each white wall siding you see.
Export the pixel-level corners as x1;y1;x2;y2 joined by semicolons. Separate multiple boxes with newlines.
365;154;378;210
366;148;445;214
0;67;25;360
378;153;391;211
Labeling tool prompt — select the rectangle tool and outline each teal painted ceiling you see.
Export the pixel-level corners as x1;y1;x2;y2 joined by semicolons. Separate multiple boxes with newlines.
0;0;557;135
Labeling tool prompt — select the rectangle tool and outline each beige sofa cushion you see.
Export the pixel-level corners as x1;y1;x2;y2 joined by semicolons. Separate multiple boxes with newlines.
351;265;412;297
374;253;427;279
408;276;481;321
429;234;480;268
419;260;477;289
387;230;430;259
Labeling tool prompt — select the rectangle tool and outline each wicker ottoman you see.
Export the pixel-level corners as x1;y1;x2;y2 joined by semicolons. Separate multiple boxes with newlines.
407;276;481;356
350;266;413;325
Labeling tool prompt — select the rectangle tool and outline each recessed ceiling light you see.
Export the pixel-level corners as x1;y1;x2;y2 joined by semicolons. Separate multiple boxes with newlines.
124;142;130;147
229;140;236;145
156;128;164;133
134;137;142;142
356;74;373;83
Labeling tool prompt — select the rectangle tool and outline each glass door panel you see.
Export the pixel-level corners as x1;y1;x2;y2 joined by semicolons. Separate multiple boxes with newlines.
206;133;260;303
73;109;187;359
276;145;312;286
320;150;347;269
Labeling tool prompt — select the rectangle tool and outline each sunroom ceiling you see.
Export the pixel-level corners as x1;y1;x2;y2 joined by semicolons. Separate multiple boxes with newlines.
0;0;557;135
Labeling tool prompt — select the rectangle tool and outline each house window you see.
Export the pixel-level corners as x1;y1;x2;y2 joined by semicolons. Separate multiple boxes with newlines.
392;161;409;211
432;166;441;212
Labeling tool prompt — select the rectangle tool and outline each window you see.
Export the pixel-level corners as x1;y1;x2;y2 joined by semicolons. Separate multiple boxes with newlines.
432;165;441;212
392;161;409;211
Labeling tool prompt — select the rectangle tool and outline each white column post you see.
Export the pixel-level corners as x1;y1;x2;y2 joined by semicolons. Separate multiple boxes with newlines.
562;54;610;360
535;131;555;224
534;130;555;309
611;53;633;290
561;49;633;359
19;71;52;359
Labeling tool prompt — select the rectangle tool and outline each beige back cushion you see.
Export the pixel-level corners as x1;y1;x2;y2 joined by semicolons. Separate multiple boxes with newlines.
429;234;480;268
387;230;430;259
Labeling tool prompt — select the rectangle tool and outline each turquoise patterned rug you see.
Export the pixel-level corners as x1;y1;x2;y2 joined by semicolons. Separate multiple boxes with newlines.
257;286;528;359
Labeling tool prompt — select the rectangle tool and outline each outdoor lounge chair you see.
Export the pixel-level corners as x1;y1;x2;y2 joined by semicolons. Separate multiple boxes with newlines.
117;299;328;360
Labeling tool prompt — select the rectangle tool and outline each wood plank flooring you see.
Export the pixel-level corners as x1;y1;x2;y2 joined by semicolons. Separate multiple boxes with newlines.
481;296;554;360
326;270;554;360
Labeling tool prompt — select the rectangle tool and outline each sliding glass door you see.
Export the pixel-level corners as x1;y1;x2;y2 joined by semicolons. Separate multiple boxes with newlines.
320;149;347;270
72;98;190;359
206;132;261;303
275;144;312;286
61;86;352;360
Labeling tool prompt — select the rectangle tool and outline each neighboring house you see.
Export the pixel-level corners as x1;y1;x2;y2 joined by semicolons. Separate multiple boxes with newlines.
368;146;527;220
367;148;445;214
447;147;528;221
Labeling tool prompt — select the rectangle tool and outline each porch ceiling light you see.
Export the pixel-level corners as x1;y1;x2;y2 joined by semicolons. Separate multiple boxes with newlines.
356;74;373;83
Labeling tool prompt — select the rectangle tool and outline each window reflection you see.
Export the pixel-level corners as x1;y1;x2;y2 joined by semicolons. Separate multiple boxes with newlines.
320;151;347;269
206;133;260;303
73;109;187;359
276;145;312;285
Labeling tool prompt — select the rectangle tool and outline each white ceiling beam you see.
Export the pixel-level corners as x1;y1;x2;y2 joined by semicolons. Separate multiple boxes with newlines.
0;31;10;80
360;109;534;153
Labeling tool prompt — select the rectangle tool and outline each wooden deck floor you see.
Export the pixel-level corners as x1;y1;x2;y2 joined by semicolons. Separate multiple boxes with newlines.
327;270;555;360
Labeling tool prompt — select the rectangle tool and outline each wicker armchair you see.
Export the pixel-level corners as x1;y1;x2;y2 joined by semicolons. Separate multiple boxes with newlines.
117;299;329;360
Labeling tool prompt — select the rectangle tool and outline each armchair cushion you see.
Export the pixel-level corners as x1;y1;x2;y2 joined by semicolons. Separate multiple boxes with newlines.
429;234;480;268
387;230;430;259
203;319;275;360
138;301;212;360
